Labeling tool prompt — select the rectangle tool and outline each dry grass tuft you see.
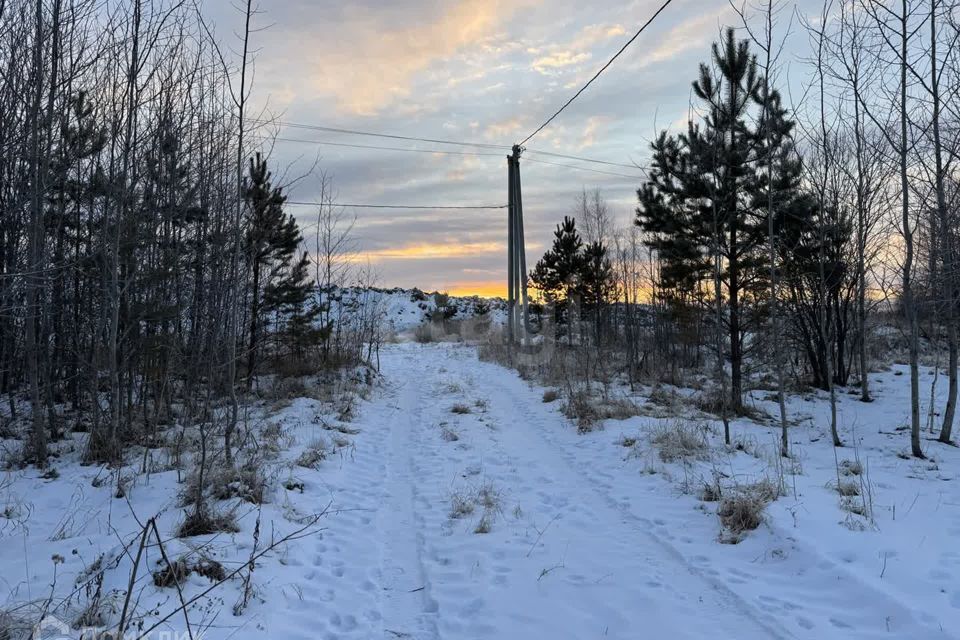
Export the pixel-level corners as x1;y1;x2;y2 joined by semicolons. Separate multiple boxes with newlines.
451;403;472;415
563;390;600;433
717;480;779;542
153;558;191;588
449;482;503;533
700;481;722;503
177;508;239;538
476;483;502;511
296;440;328;469
839;459;863;476
194;557;227;582
835;479;861;497
209;462;268;505
840;496;868;516
449;492;476;519
474;513;492;534
616;434;638;448
650;420;709;463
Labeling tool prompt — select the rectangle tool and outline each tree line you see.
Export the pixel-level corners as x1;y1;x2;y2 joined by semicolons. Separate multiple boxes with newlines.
528;0;960;458
0;0;369;468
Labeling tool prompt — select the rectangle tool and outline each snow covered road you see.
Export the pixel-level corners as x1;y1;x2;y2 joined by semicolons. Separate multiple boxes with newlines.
270;343;952;640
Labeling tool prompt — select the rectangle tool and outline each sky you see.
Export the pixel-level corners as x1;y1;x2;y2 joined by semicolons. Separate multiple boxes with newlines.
208;0;820;297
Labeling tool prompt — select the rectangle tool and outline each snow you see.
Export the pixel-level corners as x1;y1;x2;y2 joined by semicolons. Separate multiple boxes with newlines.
2;344;958;639
325;287;507;335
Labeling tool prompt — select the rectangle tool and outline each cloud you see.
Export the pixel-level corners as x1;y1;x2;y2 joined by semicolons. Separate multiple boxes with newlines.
444;280;506;297
530;22;627;75
304;0;539;115
578;116;609;149
532;51;591;73
483;117;524;140
635;7;732;69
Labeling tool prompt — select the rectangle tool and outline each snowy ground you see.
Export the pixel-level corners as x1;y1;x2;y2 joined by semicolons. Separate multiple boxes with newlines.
2;343;958;639
327;287;506;335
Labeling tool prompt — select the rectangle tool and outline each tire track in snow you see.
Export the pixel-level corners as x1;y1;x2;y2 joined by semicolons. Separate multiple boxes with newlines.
377;345;785;639
475;356;796;640
377;354;442;640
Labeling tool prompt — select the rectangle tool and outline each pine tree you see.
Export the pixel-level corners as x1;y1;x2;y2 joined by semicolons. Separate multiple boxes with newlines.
264;251;325;361
578;240;615;344
578;241;615;311
529;216;584;304
637;131;711;303
636;28;783;411
244;153;300;384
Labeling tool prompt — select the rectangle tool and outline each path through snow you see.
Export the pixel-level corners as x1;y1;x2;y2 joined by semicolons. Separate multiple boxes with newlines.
268;343;950;640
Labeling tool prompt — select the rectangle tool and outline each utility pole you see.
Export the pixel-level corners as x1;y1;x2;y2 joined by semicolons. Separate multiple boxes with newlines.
507;145;530;346
507;151;516;345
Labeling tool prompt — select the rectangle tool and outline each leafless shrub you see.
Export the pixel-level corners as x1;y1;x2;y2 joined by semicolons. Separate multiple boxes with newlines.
270;356;322;379
0;608;32;640
562;389;599;433
74;575;116;629
695;390;766;420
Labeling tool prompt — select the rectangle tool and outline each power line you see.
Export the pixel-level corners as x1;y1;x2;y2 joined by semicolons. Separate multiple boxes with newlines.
273;135;650;173
270;132;651;177
525;148;648;171
518;0;676;146
273;136;504;157
273;135;649;172
524;157;645;180
286;201;507;210
250;118;511;151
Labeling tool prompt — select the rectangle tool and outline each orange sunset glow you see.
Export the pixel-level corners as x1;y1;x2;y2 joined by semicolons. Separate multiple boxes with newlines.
350;241;502;262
